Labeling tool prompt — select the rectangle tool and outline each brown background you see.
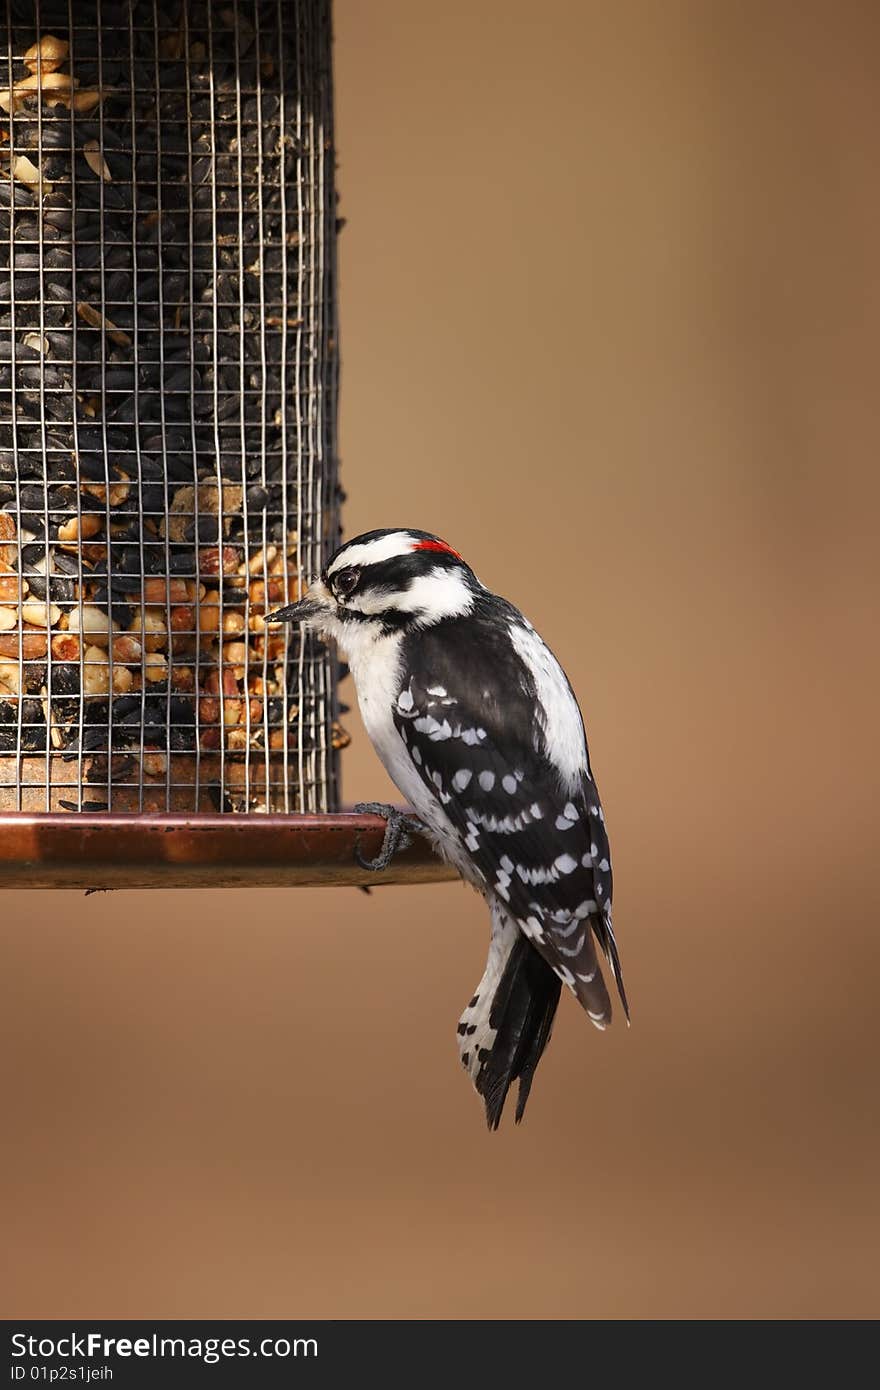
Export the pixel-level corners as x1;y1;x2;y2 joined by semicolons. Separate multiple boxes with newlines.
2;0;878;1319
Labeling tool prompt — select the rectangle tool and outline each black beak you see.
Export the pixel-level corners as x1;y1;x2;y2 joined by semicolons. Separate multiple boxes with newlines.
264;596;324;624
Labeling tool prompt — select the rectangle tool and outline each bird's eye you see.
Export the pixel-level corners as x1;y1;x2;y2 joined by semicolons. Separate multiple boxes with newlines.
333;567;359;599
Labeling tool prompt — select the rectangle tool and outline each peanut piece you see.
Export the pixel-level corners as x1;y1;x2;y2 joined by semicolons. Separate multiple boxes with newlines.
221;610;246;636
248;545;278;575
68;604;117;647
81;472;130;506
21;600;62;628
248;577;286;606
199;696;220;725
77;543;108;565
0;513;16;564
196;599;221;634
23;35;70;73
143;652;168;683
0;570;27;603
51;632;81;661
58;514;101;543
198;545;240;577
142;577;189;605
0;632;47;659
169;605;194;632
70;90;103;115
127;609;167;652
82;645;110;695
172;668;194;694
111;634;142;664
223;699;243;728
0;662;22;695
15;69;73;92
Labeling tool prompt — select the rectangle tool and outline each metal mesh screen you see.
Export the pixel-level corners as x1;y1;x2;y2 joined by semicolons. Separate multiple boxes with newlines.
0;0;341;814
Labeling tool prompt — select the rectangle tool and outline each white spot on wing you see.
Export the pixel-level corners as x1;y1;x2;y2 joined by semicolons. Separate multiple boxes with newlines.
521;915;545;942
516;863;558;885
556;930;585;958
479;771;495;791
553;919;581;938
452;768;472;792
459;727;485;746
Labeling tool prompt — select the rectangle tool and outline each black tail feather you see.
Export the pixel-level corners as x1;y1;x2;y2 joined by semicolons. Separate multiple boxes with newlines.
477;935;562;1130
591;914;630;1022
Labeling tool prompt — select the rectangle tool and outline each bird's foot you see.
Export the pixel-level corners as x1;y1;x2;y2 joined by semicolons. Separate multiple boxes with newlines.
353;802;426;871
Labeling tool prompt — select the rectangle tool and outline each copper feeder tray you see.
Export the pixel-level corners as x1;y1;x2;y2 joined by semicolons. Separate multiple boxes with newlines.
0;811;456;890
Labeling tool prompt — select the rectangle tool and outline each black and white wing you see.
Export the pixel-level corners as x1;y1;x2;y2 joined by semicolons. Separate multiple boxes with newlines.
393;606;627;1030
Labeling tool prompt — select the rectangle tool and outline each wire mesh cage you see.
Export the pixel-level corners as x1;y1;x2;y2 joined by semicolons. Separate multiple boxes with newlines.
0;0;343;817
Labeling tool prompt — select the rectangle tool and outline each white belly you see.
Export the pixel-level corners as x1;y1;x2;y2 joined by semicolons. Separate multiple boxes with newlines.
343;626;475;881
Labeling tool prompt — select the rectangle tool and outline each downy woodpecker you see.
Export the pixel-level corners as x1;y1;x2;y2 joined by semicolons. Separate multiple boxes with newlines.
268;529;627;1128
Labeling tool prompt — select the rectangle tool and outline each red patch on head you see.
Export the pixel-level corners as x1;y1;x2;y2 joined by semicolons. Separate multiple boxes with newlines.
413;537;462;561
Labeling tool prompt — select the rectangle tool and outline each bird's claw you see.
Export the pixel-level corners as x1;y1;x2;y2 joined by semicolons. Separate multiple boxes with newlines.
354;801;426;871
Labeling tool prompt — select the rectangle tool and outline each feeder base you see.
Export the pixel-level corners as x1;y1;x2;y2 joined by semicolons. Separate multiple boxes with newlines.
0;811;457;890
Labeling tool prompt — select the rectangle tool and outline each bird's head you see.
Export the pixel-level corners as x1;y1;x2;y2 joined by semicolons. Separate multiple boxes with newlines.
265;529;479;640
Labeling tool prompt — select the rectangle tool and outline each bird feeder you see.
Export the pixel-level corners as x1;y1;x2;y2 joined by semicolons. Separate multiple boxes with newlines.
0;0;449;888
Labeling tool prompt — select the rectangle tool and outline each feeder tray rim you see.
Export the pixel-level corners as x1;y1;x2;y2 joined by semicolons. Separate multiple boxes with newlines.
0;809;456;890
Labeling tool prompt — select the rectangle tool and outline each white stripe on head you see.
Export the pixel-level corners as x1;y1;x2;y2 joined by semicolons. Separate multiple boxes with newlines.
328;531;417;575
350;566;475;623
